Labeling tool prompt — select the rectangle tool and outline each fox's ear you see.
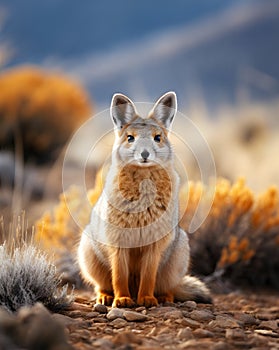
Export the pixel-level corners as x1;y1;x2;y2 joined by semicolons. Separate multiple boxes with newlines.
151;91;177;129
110;93;137;129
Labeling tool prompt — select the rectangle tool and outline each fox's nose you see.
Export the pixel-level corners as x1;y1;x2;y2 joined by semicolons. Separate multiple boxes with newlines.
141;150;150;161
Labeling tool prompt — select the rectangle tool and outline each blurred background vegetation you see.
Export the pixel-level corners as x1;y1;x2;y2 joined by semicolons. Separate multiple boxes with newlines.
0;0;279;291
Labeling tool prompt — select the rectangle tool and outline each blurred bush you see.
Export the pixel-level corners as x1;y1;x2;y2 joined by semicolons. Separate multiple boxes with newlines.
35;171;103;287
181;178;279;290
0;66;92;164
36;173;279;291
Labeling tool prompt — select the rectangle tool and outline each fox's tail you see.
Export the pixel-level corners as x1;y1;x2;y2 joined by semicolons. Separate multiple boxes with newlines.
173;275;212;304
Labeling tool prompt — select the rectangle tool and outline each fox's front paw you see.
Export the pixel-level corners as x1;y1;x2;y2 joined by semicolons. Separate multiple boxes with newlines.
137;296;158;308
98;293;114;306
113;297;136;308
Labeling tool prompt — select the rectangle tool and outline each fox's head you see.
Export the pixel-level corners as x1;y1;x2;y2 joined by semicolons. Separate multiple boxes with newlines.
110;92;177;167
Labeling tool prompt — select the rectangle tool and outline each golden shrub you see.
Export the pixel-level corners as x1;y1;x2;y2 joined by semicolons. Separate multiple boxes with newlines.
36;174;279;290
0;66;92;163
183;178;279;289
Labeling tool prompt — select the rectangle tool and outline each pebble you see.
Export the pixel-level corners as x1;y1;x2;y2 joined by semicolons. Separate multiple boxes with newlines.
110;318;128;328
213;341;232;350
66;302;92;312
257;312;275;320
158;326;171;335
182;301;197;310
209;315;241;329
93;317;109;323
123;310;148;322
147;327;158;337
52;313;80;326
234;312;258;326
106;308;124;320
94;304;108;313
163;310;183;320
177;327;193;340
113;331;142;345
92;338;114;349
193;328;214;338
135;306;146;312
258;320;278;331
254;329;279;338
225;328;246;340
67;310;84;318
83;311;100;319
182;317;201;328
189;310;215;322
178;339;214;349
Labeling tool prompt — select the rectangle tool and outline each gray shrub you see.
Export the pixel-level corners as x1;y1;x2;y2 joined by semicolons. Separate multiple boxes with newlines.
0;243;72;312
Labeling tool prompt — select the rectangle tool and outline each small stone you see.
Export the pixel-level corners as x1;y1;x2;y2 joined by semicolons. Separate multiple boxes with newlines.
193;328;214;338
83;311;100;319
177;327;193;340
257;313;274;320
149;306;177;316
209;315;241;329
73;329;91;340
107;308;124;321
93;338;114;349
66;302;92;312
182;317;201;327
147;327;158;336
113;331;142;345
226;328;246;340
123;310;148;322
182;301;197;310
258;320;278;331
67;310;83;318
52;313;79;326
164;319;173;326
135;306;146;312
190;310;215;322
163;310;183;320
234;313;258;326
178;339;214;349
213;341;232;350
110;318;128;328
254;329;279;338
159;326;171;335
94;304;108;313
92;317;109;323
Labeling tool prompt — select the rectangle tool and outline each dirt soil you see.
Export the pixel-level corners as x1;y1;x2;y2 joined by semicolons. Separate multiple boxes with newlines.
59;290;279;350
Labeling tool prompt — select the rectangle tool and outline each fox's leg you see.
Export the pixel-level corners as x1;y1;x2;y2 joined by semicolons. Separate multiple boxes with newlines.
78;234;114;306
137;246;161;307
111;248;135;308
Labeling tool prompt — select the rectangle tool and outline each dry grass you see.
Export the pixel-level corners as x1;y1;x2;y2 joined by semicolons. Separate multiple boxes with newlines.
0;215;73;312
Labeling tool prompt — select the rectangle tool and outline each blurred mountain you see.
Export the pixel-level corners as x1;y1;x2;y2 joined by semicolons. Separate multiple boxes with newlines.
1;0;279;109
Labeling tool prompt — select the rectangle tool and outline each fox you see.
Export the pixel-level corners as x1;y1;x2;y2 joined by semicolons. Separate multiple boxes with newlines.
78;91;211;308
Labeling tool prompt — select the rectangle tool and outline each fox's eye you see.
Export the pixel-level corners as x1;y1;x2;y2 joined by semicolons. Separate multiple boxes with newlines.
127;135;135;143
154;134;161;143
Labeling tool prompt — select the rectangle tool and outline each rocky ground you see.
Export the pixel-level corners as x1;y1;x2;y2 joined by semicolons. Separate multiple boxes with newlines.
1;290;279;350
63;291;279;350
